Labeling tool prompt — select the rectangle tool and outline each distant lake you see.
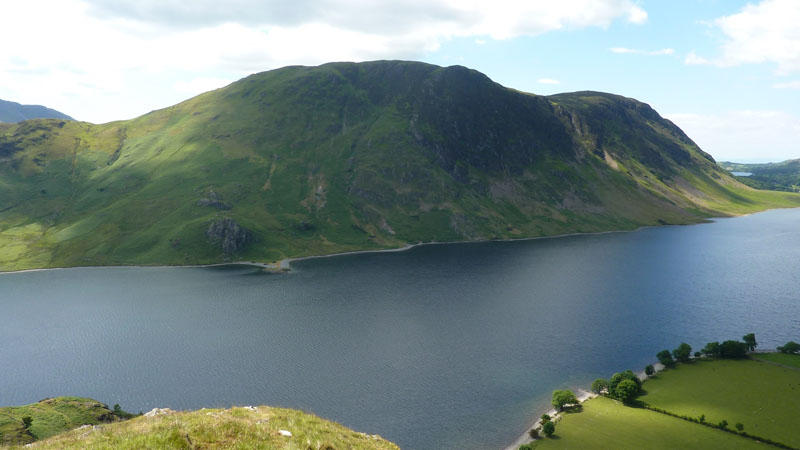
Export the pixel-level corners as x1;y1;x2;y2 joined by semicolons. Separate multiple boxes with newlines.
2;209;800;450
731;171;753;176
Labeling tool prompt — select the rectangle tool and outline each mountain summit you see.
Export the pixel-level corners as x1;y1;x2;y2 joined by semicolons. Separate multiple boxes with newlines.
0;61;798;270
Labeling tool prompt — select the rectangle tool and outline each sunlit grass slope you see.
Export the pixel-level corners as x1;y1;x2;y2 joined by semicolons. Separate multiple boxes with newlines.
10;406;398;450
2;61;799;271
0;397;121;446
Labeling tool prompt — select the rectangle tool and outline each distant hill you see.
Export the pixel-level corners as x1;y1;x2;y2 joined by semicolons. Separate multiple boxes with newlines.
1;61;799;271
719;159;800;192
0;98;73;123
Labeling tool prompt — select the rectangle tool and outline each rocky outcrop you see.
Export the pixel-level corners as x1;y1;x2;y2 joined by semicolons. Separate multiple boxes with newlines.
197;191;231;210
197;198;231;210
206;218;249;254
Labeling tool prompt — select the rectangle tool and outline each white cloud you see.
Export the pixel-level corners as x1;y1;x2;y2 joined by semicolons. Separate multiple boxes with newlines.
684;51;711;65
611;47;674;55
0;0;651;123
684;0;800;74
773;80;800;89
84;0;649;38
666;110;800;162
537;78;561;84
627;5;648;25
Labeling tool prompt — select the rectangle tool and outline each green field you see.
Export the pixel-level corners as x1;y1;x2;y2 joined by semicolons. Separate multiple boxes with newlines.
532;356;800;449
753;352;800;369
640;358;800;447
531;396;770;450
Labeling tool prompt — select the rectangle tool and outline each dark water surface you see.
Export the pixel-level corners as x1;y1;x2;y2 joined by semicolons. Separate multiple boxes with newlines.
2;209;800;449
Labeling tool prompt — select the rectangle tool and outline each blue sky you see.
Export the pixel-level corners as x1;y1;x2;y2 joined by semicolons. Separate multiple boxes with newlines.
1;0;798;162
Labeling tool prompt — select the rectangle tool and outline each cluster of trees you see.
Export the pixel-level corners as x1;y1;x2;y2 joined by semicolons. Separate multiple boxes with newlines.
540;414;556;437
657;334;757;367
656;342;692;367
521;412;557;447
777;341;800;354
591;370;642;403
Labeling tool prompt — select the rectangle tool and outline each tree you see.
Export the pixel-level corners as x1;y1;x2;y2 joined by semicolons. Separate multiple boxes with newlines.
777;341;800;354
718;419;728;429
615;379;641;403
672;343;692;363
698;414;705;423
591;378;609;394
720;340;747;358
540;414;551;422
657;349;675;367
644;364;655;376
542;421;555;437
735;422;745;432
702;341;721;357
609;371;641;395
701;342;720;356
519;444;534;450
743;333;757;352
22;416;32;429
552;390;579;411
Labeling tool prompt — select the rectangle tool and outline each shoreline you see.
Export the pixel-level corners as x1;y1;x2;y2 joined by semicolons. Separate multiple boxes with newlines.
502;362;666;450
3;205;796;275
0;225;673;275
273;221;700;271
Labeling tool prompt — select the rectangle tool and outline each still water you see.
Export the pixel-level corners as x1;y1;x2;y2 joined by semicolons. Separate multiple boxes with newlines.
2;209;800;449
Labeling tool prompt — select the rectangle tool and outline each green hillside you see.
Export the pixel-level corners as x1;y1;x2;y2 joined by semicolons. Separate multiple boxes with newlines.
0;397;124;446
2;61;799;271
6;404;398;450
720;159;800;192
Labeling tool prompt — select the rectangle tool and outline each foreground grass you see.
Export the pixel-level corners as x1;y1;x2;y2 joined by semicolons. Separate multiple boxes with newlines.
752;352;800;369
531;396;769;450
640;358;800;448
9;406;398;450
0;397;119;446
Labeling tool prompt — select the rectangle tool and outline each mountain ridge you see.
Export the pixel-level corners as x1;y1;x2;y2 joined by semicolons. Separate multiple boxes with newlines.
1;60;799;271
0;98;73;123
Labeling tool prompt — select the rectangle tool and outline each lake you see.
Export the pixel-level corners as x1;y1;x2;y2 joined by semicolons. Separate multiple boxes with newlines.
2;208;800;449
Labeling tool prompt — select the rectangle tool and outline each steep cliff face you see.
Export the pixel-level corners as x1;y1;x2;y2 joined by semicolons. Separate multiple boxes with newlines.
1;61;799;271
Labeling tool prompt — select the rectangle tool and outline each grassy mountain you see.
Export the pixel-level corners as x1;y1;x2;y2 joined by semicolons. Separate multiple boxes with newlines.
7;404;398;450
0;99;73;123
1;60;799;271
719;159;800;192
0;397;125;446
